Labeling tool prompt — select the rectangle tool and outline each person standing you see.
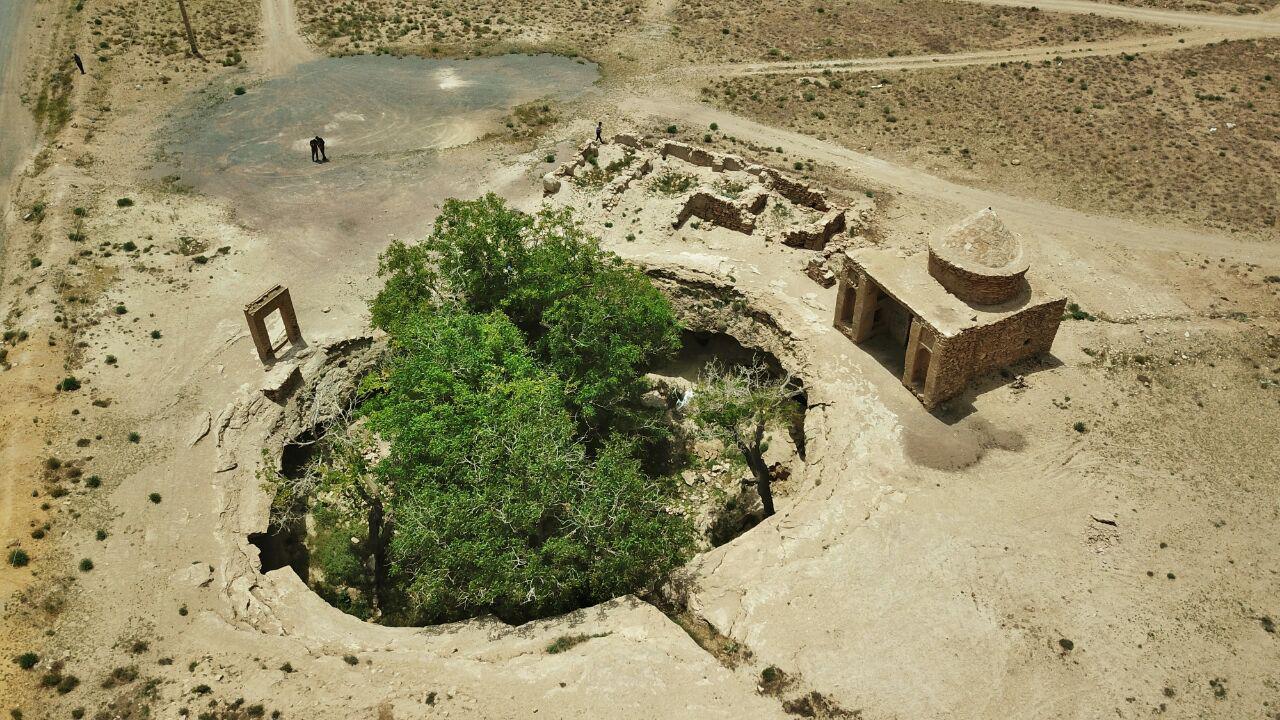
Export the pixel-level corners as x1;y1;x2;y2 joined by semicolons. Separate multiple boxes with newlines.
309;137;319;163
595;121;603;143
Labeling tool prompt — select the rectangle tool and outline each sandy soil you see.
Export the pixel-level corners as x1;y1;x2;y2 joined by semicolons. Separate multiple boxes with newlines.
2;0;1278;717
707;37;1280;237
670;0;1164;63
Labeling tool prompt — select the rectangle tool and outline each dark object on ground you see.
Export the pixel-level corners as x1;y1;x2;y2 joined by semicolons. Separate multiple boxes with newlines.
314;135;328;163
73;53;85;75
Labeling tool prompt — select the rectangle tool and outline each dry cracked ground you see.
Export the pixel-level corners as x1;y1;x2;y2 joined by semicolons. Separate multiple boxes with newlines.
1;0;1279;718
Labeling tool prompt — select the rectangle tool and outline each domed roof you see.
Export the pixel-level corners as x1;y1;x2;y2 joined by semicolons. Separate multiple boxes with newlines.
931;207;1025;272
927;208;1030;306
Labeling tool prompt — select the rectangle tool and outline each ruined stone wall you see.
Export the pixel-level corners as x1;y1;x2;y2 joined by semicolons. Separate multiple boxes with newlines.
927;250;1028;306
674;191;757;233
552;140;599;179
781;208;846;251
928;297;1066;404
602;157;654;208
661;141;745;172
746;165;829;211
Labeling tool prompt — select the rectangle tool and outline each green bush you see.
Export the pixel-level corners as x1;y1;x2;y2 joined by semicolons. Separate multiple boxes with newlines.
58;377;81;392
14;652;38;670
116;198;133;207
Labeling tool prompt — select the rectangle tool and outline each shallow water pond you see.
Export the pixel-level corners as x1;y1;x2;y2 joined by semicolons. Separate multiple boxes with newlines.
158;53;598;229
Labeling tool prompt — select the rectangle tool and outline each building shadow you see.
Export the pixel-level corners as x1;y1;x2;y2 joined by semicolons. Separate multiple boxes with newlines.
930;353;1065;424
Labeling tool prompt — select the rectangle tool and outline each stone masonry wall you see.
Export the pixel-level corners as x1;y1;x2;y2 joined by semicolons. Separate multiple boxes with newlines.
674;191;758;233
927;250;1028;306
929;296;1066;404
780;208;846;250
746;165;830;211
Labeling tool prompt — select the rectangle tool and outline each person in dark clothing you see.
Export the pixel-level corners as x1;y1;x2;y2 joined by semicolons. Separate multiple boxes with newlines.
595;121;603;143
314;136;328;162
309;137;320;163
73;53;85;75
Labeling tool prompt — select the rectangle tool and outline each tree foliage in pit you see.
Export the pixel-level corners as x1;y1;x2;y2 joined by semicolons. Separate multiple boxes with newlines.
691;360;803;518
372;193;679;431
332;195;694;624
363;309;692;624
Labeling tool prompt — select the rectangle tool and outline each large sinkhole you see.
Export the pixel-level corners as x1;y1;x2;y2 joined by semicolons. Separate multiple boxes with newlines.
252;327;808;625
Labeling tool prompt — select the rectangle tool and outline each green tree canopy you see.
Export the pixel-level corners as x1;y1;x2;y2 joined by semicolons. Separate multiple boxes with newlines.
371;194;680;432
363;309;692;623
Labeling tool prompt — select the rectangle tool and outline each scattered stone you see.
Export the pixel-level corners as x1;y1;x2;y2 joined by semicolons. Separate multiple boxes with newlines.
186;411;211;447
261;363;301;403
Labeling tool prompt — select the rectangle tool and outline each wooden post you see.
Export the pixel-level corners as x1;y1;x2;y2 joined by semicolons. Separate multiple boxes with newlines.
176;0;203;59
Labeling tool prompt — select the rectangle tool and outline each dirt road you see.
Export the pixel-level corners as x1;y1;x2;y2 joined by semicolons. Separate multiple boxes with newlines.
258;0;317;76
680;30;1237;77
960;0;1280;29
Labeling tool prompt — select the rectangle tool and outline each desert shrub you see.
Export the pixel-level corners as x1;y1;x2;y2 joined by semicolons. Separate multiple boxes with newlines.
56;674;80;693
8;549;30;567
546;633;607;653
651;170;695;195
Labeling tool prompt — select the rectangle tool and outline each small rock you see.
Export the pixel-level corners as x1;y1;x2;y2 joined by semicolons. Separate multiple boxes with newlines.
261;363;301;403
187;411;211;447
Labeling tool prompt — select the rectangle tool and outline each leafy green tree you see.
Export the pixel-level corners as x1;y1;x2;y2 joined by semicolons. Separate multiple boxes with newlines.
363;308;692;623
691;360;802;518
371;194;679;431
264;421;394;616
370;195;597;332
540;263;680;428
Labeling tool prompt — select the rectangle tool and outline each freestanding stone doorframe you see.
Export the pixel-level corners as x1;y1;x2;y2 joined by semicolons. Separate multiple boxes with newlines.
244;285;303;364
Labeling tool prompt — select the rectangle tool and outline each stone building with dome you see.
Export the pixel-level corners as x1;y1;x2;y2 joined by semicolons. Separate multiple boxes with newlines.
832;208;1066;408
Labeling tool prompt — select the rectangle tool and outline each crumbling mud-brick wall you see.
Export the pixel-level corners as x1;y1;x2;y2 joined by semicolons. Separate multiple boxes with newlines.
553;140;600;179
660;141;745;172
927;297;1066;404
674;191;758;233
602;157;654;208
780;208;846;250
746;165;829;211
